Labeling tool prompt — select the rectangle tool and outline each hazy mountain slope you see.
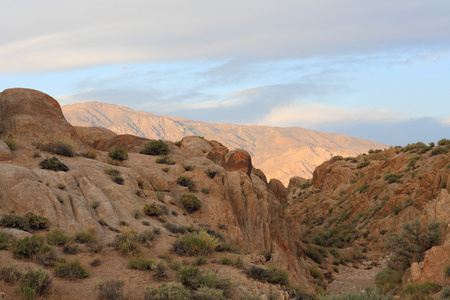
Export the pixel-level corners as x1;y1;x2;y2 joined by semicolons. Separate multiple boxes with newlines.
63;102;387;184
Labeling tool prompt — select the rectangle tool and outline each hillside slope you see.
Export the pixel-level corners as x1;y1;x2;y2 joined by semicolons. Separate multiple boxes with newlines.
62;102;387;185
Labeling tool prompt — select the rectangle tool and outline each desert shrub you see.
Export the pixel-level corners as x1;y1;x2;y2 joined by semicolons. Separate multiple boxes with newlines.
90;258;102;267
181;194;201;213
0;230;11;250
11;236;51;260
384;173;403;184
87;241;104;254
440;286;450;300
164;222;187;234
104;168;124;184
81;148;98;159
144;283;189;300
172;230;219;256
431;146;448;156
0;214;30;231
306;246;324;264
194;287;225;299
143;203;161;216
319;287;393;300
140;140;169;155
112;175;124;185
57;183;66;190
108;146;128;161
193;256;207;266
386;219;440;271
136;228;160;245
132;208;144;219
39;156;69;171
368;149;383;154
0;265;21;284
205;169;217;179
74;228;97;244
36;249;59;267
97;279;125;300
25;212;49;230
177;176;195;191
178;265;232;293
201;188;210;194
112;233;140;256
215;242;239;253
445;265;450;277
219;257;233;265
3;137;17;150
308;265;324;280
119;220;129;226
153;261;168;281
63;243;79;254
127;257;154;270
54;260;89;280
357;160;370;169
401;282;441;299
375;268;403;294
52;141;75;157
98;219;108;226
156;156;176;165
248;265;289;285
19;267;52;298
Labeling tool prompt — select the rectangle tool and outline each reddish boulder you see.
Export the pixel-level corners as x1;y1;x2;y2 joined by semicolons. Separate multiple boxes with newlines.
269;178;288;201
222;149;253;177
94;134;150;152
206;146;229;165
0;88;85;151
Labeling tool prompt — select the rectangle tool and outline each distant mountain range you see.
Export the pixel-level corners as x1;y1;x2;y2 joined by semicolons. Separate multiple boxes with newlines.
62;102;387;184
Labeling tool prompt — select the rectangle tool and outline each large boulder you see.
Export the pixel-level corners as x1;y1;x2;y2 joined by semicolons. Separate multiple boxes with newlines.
223;149;253;177
0;140;14;161
0;88;86;151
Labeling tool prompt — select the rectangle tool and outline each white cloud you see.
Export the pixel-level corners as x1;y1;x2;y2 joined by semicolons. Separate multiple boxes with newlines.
260;103;406;127
2;0;450;73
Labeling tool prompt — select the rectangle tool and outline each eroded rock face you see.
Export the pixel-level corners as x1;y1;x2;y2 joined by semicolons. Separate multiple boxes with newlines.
269;178;288;201
206;146;229;165
0;88;85;151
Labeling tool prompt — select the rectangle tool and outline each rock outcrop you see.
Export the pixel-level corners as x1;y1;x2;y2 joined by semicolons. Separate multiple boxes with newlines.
0;88;86;152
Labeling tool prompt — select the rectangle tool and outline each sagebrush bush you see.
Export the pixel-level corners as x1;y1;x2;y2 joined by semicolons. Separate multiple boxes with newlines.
177;176;195;191
52;141;75;157
440;286;450;300
319;287;393;300
386;219;440;271
127;257;154;270
155;156;176;165
11;236;51;260
205;168;217;179
445;265;450;277
39;156;69;171
140;140;169;155
36;248;60;267
172;230;219;256
25;212;49;230
181;194;201;213
143;203;161;216
108;146;128;161
401;282;441;299
0;214;30;231
54;260;89;280
0;265;21;284
97;280;125;300
112;233;140;256
153;261;168;281
375;268;403;294
74;228;97;244
19;267;52;298
144;283;189;300
0;230;11;250
306;246;324;264
247;265;289;285
384;173;403;184
178;265;232;293
63;243;79;255
164;222;187;234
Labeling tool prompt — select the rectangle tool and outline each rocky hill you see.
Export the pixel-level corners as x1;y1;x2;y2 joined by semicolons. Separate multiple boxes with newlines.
62;102;386;185
0;88;312;299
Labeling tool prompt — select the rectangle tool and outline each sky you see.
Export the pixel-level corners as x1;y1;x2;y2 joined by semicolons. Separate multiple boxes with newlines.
1;0;449;146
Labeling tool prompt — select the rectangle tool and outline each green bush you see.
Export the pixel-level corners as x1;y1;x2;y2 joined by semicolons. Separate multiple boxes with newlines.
153;261;168;281
193;256;208;266
248;265;289;285
112;233;140;256
308;265;324;280
445;265;450;277
136;228;160;244
40;156;69;171
386;219;440;270
0;214;30;231
164;222;187;234
156;156;176;165
0;265;21;284
177;176;195;191
0;230;11;250
319;287;393;300
127;257;154;270
431;146;448;156
108;146;128;161
140;140;169;155
178;265;232;293
143;203;161;216
172;230;219;256
375;268;402;294
401;282;441;299
54;260;89;280
25;212;49;230
36;248;59;267
384;173;403;184
144;283;189;300
219;257;233;265
97;280;125;300
104;168;125;185
19;267;52;298
205;169;217;179
63;243;79;255
74;229;97;244
306;246;324;264
194;287;225;299
440;286;450;300
11;236;51;260
181;194;201;213
52;141;75;157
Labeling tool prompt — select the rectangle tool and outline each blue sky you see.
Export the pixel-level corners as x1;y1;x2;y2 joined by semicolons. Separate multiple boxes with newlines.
1;0;449;145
